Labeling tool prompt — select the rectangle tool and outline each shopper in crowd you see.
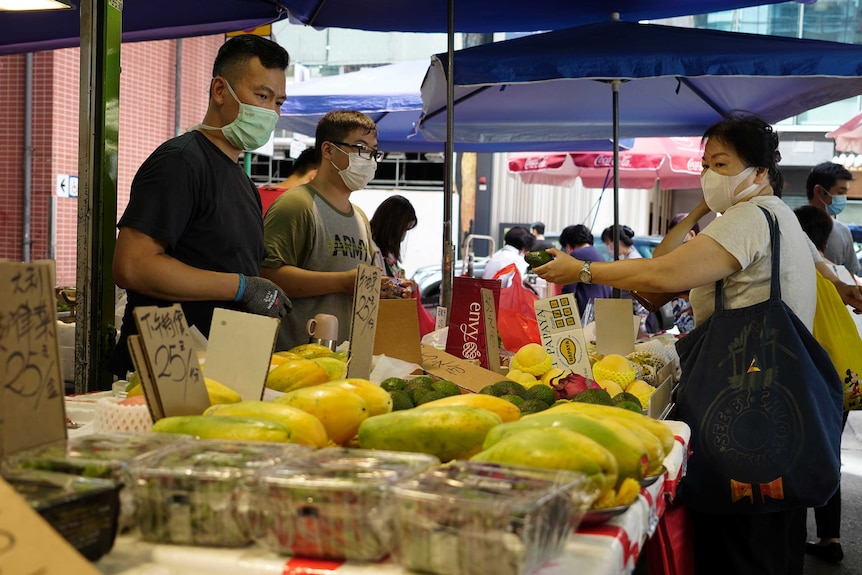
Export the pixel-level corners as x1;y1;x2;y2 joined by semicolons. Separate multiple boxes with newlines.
262;110;380;350
110;34;291;378
795;204;848;565
558;224;611;318
482;225;534;287
600;224;640;260
533;113;816;574
806;161;860;278
666;213;699;334
259;147;320;215
531;222;554;251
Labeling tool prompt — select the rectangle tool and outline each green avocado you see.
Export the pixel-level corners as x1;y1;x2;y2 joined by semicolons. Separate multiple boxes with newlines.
524;250;554;268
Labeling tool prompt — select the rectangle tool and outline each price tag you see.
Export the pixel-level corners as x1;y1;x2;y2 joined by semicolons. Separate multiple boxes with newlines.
205;308;279;401
480;288;501;373
434;306;448;330
132;304;211;417
347;264;382;379
0;478;101;574
0;260;66;458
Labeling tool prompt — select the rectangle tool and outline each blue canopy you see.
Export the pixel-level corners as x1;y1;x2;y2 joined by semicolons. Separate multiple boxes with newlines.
283;0;791;33
417;20;862;144
279;60;632;152
0;0;796;56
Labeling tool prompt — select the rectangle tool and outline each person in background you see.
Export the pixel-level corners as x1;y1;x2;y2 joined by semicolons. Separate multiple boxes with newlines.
531;222;554;251
482;225;534;288
806;161;861;279
558;224;611;318
262;110;380;351
666;213;700;334
370;195;435;336
794;204;848;565
370;194;418;296
110;34;291;378
600;224;641;260
533;113;817;575
259;147;320;215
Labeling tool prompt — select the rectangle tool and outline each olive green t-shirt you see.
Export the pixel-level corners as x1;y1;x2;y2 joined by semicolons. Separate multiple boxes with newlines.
263;184;373;350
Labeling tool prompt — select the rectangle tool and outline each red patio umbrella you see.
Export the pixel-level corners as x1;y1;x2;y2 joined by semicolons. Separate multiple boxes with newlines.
508;137;704;189
827;111;862;154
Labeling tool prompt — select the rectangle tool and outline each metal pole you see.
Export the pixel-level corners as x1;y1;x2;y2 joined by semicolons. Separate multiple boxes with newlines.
76;0;121;392
440;0;456;313
23;53;33;263
612;79;621;298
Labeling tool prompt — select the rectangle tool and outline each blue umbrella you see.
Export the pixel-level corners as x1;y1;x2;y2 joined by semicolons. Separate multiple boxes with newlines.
279;60;633;152
418;20;862;144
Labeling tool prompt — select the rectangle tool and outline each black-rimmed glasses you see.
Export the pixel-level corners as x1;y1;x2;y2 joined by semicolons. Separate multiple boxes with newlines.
329;141;383;162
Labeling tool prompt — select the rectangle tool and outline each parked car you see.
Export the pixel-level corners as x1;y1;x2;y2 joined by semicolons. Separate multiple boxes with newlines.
411;234;674;330
848;223;862;269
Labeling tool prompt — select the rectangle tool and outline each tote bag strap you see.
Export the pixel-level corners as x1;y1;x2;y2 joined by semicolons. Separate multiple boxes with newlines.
713;204;782;312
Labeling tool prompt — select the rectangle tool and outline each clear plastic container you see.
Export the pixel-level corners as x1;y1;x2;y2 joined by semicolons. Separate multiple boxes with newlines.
249;447;440;561
3;468;122;561
2;432;191;531
391;461;600;575
125;439;313;547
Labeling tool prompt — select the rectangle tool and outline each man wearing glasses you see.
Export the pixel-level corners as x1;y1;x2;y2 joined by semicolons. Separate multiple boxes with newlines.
262;110;383;350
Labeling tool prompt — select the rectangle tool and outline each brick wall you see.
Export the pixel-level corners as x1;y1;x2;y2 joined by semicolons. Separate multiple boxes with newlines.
0;35;223;286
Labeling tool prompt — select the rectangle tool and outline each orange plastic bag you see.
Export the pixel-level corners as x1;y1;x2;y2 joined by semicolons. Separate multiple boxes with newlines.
493;264;541;351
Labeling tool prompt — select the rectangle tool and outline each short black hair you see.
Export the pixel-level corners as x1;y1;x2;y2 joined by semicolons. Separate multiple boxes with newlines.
316;110;378;159
702;113;783;196
531;222;546;235
290;148;319;176
805;162;853;200
504;226;534;251
212;34;290;84
601;224;635;247
559;224;594;249
794;205;833;252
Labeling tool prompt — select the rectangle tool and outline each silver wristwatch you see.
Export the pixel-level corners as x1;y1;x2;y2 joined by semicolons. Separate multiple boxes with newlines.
579;261;593;284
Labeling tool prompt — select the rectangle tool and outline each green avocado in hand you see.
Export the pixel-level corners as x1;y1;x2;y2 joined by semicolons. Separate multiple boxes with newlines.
525;250;554;268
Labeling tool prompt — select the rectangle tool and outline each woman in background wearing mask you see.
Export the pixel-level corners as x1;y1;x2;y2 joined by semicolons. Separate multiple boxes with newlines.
533;113;817;575
262;110;383;351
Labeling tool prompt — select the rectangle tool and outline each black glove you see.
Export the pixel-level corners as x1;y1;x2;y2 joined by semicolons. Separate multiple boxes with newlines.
234;274;291;318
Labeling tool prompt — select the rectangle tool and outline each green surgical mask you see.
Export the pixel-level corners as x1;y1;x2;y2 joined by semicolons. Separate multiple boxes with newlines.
198;80;278;151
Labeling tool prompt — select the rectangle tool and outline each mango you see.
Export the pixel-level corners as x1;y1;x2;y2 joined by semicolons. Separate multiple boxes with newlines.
470;427;616;495
546;401;675;455
488;411;648;485
415;393;521;423
274;386;368;445
152;415;291;442
204;401;328;447
524;250;554;268
287;343;338;359
266;358;330;393
510;343;553;377
320;378;393;416
358;406;502;462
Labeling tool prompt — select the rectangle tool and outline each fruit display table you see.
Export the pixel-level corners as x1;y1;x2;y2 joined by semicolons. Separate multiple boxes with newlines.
95;421;690;575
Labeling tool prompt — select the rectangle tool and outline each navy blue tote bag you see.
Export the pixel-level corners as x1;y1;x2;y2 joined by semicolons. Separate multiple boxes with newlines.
675;207;843;514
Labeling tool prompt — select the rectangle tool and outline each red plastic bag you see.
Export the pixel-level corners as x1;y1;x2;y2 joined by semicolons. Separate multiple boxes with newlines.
493;264;541;351
412;289;436;338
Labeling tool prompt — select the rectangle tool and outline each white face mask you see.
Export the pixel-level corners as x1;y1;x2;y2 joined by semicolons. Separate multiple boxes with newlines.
701;166;761;213
330;146;377;191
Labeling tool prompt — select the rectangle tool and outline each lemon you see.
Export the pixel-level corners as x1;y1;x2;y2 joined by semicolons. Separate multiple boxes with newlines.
510;343;553;376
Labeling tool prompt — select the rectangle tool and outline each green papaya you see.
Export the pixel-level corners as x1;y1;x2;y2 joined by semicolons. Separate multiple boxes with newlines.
470;427;616;495
546;402;675;455
152;415;292;443
524;250;554;268
487;411;648;485
357;406;502;462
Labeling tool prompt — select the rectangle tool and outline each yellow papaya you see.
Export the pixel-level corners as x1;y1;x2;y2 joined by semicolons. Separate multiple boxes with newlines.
125;376;240;406
274;386;368;445
311;357;348;381
266;358;330;393
545;401;675;455
415;393;521;423
489;411;648;485
602;416;666;475
204;401;328;447
152;415;291;442
319;378;393;416
470;427;616;495
358;406;502;462
286;343;338;359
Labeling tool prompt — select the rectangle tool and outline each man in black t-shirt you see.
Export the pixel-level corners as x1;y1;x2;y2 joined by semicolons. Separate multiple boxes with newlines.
110;35;292;377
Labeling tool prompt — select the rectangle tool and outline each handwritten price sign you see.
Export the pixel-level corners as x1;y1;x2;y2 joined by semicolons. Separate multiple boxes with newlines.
347;263;381;379
0;260;66;458
132;305;210;417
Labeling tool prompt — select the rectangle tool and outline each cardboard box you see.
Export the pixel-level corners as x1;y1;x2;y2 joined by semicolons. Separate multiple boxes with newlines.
374;298;423;365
